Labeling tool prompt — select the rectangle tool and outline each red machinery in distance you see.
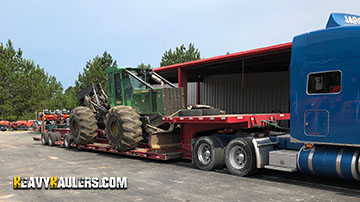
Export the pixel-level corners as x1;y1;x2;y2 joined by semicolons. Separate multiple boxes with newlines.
39;109;71;123
0;120;10;131
37;109;71;133
39;109;56;122
60;109;71;122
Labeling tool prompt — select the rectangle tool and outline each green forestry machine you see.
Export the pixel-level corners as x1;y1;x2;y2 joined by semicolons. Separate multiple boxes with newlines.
69;67;185;151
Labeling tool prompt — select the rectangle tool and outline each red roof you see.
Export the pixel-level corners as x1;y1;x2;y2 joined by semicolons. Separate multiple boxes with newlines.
154;42;292;72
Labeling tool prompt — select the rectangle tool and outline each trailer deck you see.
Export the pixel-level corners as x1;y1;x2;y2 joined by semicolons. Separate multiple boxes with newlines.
33;136;183;160
34;113;290;161
164;113;289;125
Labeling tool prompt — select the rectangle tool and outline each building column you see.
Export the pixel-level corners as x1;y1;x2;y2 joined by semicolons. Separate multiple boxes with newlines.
178;67;188;106
196;82;200;104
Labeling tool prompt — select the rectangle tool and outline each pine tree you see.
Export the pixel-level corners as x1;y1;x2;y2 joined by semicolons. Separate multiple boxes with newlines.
160;43;201;67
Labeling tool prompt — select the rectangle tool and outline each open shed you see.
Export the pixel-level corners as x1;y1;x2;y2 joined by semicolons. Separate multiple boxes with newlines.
154;42;292;114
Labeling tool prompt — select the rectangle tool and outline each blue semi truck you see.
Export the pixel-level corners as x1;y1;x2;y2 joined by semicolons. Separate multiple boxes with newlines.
289;13;360;180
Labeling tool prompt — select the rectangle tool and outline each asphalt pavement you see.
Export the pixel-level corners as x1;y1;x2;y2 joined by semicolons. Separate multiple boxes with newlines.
0;131;360;202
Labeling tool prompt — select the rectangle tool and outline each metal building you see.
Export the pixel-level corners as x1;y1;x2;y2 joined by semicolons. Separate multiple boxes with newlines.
154;42;292;114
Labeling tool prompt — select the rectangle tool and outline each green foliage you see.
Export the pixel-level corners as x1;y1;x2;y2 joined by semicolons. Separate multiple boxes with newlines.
160;43;201;67
61;86;78;109
61;51;117;109
76;51;117;93
137;63;152;69
0;40;64;120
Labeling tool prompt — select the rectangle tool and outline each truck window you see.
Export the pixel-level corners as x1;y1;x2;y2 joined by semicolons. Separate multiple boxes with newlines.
114;73;122;101
307;71;341;94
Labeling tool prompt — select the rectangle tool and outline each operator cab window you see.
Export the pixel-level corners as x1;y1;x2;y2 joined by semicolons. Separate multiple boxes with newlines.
122;73;133;100
307;71;341;94
114;73;122;101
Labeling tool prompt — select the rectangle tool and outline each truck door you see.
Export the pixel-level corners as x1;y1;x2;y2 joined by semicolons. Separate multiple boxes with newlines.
305;71;341;136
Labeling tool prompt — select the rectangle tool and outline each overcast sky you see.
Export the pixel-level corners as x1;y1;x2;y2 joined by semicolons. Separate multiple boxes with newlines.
1;0;360;89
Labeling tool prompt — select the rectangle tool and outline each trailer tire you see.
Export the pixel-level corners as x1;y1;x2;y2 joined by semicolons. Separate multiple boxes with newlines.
48;133;56;146
193;136;225;171
69;106;98;145
179;109;202;116
105;106;142;151
41;132;49;145
225;137;257;176
54;132;62;141
64;134;73;149
202;109;221;116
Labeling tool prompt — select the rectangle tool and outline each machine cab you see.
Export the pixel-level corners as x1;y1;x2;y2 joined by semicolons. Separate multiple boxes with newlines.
106;67;184;116
106;67;148;107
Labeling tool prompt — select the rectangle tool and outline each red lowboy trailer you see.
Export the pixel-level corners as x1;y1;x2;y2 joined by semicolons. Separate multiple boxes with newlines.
34;113;289;162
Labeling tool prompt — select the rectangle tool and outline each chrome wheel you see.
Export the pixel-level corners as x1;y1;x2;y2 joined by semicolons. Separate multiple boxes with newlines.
198;143;211;165
229;145;246;170
64;136;70;148
48;135;54;146
41;135;46;145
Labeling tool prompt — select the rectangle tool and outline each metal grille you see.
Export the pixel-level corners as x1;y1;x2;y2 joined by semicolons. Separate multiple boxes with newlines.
162;88;185;116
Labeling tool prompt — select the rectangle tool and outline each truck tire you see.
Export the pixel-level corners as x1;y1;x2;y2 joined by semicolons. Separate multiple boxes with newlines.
54;132;62;141
48;133;56;146
178;109;202;116
193;136;225;171
41;132;49;145
202;109;221;116
105;106;142;151
69;106;98;145
64;134;73;149
225;137;257;176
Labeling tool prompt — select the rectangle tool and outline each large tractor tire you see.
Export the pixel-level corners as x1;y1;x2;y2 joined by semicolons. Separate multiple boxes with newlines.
105;106;142;151
69;106;98;145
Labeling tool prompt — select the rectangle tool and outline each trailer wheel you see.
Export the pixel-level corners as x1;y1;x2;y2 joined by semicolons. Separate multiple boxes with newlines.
41;132;49;145
48;133;56;146
64;134;73;149
193;136;225;171
69;106;98;145
105;106;142;151
54;132;62;141
225;137;257;176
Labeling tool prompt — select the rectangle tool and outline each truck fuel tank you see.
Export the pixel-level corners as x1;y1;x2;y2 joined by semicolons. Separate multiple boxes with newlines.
298;145;360;180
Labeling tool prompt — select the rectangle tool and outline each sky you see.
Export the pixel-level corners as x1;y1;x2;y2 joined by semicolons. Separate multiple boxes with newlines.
1;0;360;89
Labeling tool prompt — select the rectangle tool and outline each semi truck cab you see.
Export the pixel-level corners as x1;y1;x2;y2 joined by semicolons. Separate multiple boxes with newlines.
290;13;360;146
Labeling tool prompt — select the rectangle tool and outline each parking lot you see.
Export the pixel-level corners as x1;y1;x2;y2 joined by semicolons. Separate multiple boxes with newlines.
0;131;360;202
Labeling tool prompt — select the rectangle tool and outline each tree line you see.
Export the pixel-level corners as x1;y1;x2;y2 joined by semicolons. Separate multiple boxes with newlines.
0;40;200;120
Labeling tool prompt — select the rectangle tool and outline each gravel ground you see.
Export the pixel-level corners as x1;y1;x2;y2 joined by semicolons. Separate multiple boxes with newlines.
0;131;359;202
